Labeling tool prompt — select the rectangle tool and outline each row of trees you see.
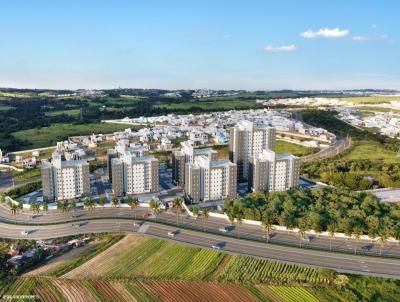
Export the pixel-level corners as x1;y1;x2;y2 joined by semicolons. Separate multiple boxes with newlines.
222;188;400;254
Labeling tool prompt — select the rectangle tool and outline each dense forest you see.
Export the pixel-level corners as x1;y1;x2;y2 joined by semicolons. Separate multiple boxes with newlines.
223;188;400;239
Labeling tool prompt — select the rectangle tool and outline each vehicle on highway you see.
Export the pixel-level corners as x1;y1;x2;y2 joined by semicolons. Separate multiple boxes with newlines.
143;213;152;219
211;243;222;250
71;223;81;228
21;230;31;236
168;230;179;237
303;236;311;242
218;226;231;233
133;221;143;227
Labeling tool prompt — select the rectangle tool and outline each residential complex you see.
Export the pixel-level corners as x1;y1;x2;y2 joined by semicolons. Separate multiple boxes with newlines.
249;149;300;193
111;154;159;196
172;140;218;187
107;141;149;181
108;141;158;196
41;153;90;201
229;120;276;180
185;155;237;203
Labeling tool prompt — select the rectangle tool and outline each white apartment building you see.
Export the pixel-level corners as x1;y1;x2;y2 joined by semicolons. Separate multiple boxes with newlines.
172;140;218;187
111;153;159;196
41;153;90;201
185;155;237;203
249;149;300;193
229;120;276;180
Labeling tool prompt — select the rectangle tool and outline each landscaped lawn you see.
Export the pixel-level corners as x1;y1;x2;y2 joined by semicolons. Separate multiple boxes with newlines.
12;122;141;149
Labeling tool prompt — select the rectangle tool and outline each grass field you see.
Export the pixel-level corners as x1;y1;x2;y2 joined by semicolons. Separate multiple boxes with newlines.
12;122;140;149
214;141;317;160
155;99;261;111
341;140;398;161
340;96;400;104
276;140;318;157
45;109;80;117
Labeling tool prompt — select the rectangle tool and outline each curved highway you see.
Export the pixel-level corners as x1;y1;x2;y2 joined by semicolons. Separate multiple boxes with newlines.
1;204;400;279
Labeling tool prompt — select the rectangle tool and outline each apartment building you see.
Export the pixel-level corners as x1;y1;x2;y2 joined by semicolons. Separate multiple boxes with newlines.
111;153;159;196
185;155;237;203
172;140;218;187
41;153;90;201
248;149;300;193
107;141;149;181
229;120;276;180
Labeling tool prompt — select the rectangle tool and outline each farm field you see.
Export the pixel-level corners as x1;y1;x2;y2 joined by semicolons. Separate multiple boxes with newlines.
0;278;323;302
12;122;140;149
1;235;400;301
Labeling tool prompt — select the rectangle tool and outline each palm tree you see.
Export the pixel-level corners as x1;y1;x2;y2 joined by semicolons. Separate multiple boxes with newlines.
327;223;337;251
127;197;140;220
98;197;105;207
149;199;161;223
262;218;274;243
172;198;184;227
17;201;23;214
9;202;18;215
70;199;77;214
192;206;199;220
352;226;363;255
377;230;389;256
57;201;69;215
111;197;120;208
236;211;244;239
201;208;209;232
43;203;48;215
297;221;307;248
30;203;40;217
84;199;95;212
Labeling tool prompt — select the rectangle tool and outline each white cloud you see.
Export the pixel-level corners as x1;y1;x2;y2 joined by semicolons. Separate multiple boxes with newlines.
352;35;370;41
224;34;230;40
262;44;297;53
352;34;391;42
371;24;377;29
300;27;349;39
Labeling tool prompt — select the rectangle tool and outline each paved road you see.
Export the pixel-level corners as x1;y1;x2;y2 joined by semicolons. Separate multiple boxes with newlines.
2;219;400;279
1;204;400;258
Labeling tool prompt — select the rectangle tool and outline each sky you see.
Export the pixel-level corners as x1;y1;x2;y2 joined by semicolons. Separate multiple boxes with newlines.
0;0;399;90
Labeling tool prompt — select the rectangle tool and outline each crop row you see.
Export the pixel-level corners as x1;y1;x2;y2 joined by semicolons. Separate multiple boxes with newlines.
217;255;334;285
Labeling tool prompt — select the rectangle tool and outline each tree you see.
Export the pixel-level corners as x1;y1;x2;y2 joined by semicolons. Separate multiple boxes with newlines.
236;210;244;239
98;197;105;207
149;199;161;223
0;193;5;204
9;202;18;215
29;203;40;217
377;228;389;256
57;200;69;215
43;203;48;215
262;209;275;243
201;208;209;232
84;199;95;212
172;198;184;227
111;197;120;208
17;201;23;213
352;226;363;255
297;220;308;248
127;197;140;220
327;223;337;251
70;199;77;213
192;206;199;220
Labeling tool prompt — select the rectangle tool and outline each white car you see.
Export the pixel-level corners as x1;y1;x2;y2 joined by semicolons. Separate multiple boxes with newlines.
21;230;30;236
133;221;143;227
219;226;229;233
211;244;221;250
168;231;177;237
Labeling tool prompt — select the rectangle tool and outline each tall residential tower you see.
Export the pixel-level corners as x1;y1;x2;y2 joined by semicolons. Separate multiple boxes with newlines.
229;121;275;180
